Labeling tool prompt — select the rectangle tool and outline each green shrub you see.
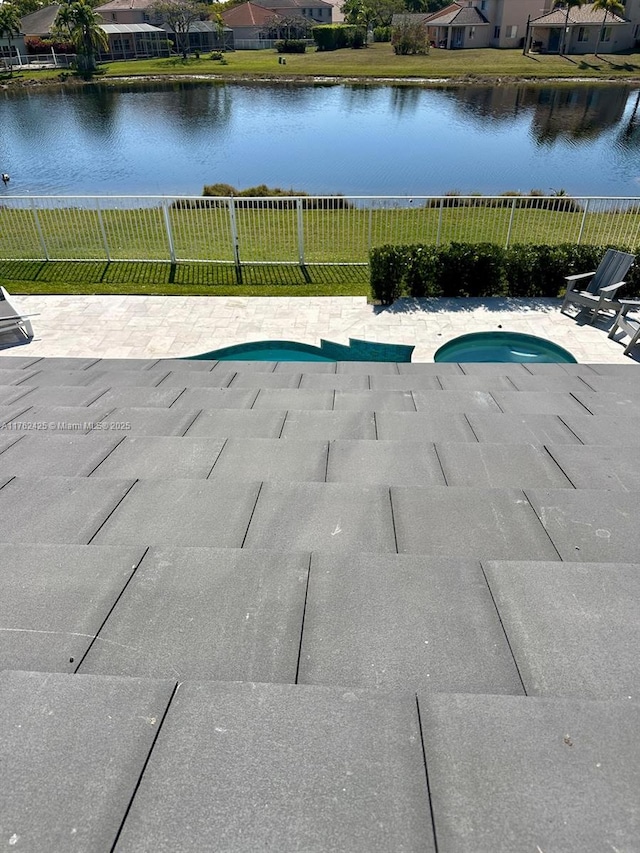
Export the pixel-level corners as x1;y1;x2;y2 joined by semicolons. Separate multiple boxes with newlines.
312;24;358;50
369;242;638;302
275;39;307;53
369;245;408;305
438;243;507;297
373;25;391;42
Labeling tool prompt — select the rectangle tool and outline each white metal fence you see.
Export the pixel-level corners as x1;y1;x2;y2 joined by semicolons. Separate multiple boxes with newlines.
1;195;639;274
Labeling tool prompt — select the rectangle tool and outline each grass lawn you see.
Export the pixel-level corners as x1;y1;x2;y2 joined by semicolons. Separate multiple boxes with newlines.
0;259;372;297
7;44;640;85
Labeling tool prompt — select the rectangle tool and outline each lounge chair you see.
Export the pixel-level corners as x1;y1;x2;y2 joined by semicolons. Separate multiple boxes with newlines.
608;299;640;355
0;287;35;344
561;248;636;324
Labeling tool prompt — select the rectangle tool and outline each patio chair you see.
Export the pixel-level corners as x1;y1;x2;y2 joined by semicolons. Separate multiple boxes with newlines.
608;299;640;355
0;287;35;344
560;248;636;324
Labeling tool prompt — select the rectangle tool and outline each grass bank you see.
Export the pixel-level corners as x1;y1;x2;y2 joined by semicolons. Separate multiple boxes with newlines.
6;44;640;86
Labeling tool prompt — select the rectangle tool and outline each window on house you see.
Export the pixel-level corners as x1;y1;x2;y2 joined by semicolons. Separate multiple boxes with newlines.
469;26;475;38
112;13;116;20
601;26;612;41
508;25;517;38
634;24;639;38
143;12;150;21
577;26;589;41
493;25;500;38
480;0;486;9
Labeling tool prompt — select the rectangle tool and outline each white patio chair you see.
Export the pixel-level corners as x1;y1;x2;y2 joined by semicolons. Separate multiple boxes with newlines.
0;287;35;343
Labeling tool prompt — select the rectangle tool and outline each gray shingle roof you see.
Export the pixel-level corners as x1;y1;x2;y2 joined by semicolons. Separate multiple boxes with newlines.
0;354;638;850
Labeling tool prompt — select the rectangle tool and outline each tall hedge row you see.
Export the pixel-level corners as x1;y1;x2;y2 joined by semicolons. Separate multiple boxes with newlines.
370;243;640;304
313;24;361;50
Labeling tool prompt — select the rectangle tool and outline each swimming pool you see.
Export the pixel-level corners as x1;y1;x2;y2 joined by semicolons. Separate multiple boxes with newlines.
185;338;415;363
434;331;577;364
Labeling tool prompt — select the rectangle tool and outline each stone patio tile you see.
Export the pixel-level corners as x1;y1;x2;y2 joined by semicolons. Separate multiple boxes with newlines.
392;486;559;560
418;693;640;853
79;547;308;682
336;362;399;375
436;375;519;391
0;670;175;852
274;361;336;374
485;560;640;698
92;479;261;548
327;439;445;485
457;363;532;376
368;375;443;391
397;363;463;374
497;374;598;393
0;368;42;385
156;370;235;388
280;410;376;440
437;443;572;488
525;488;640;562
183;408;285;439
114;681;434;853
0;543;145;673
299;553;522;694
244;482;396;553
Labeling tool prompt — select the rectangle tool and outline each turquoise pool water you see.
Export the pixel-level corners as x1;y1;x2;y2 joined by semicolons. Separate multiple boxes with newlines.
186;339;415;363
434;332;577;364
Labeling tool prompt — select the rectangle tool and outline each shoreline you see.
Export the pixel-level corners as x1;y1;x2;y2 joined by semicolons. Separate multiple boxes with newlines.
4;71;640;91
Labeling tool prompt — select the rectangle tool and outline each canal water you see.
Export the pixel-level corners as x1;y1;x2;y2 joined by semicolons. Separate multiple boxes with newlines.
1;80;639;197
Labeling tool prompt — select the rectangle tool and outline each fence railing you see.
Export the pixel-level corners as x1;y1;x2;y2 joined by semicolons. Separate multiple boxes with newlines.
1;195;639;279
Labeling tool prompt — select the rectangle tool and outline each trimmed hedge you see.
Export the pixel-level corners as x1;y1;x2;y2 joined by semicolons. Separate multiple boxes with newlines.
275;39;307;53
370;242;640;304
312;24;361;50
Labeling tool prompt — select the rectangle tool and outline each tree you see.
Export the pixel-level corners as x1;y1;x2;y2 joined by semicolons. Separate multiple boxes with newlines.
342;0;403;30
391;14;428;53
0;3;21;76
54;1;109;76
552;0;583;55
9;0;43;17
592;0;624;57
150;0;208;59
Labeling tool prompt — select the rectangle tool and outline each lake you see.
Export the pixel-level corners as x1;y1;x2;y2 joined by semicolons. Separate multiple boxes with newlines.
1;80;640;198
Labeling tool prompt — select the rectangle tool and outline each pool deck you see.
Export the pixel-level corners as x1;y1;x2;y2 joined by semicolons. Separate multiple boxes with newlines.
2;294;638;363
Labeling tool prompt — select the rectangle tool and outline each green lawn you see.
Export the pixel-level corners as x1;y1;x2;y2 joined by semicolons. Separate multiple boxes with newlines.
8;44;640;85
0;259;371;297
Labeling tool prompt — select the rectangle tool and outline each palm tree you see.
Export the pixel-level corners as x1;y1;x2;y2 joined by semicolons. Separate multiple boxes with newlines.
0;3;21;77
54;1;108;77
592;0;625;58
553;0;583;55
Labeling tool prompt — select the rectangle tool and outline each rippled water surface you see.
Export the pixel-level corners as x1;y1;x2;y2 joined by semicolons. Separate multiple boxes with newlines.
1;81;639;197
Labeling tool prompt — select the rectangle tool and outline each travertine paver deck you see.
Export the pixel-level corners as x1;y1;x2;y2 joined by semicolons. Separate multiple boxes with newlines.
2;295;637;362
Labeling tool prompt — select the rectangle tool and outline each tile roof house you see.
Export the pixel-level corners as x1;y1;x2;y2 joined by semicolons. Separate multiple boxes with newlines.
395;0;639;51
0;353;638;849
529;1;634;54
94;0;234;53
222;1;279;43
247;0;333;25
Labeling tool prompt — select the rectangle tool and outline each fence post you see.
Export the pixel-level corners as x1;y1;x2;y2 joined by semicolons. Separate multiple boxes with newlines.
95;198;111;262
368;206;373;254
436;198;444;247
162;200;176;265
31;200;49;261
505;197;517;248
577;198;590;245
228;197;243;284
296;197;310;282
